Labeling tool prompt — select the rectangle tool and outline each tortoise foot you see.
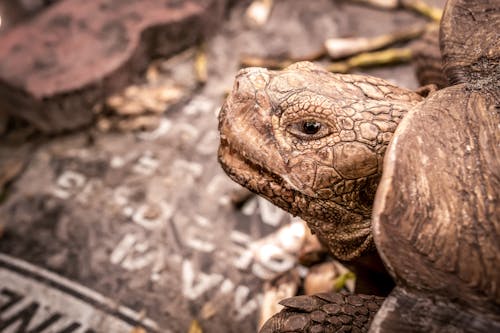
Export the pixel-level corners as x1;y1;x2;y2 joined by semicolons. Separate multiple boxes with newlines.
260;293;384;333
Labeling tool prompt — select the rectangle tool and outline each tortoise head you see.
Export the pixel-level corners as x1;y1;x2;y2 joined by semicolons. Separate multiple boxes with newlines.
218;62;423;260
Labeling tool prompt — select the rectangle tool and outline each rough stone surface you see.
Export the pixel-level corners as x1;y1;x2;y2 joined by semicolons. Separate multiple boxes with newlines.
0;0;225;132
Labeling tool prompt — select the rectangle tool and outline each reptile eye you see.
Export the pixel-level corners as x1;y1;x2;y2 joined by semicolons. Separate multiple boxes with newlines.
302;121;321;134
286;120;332;141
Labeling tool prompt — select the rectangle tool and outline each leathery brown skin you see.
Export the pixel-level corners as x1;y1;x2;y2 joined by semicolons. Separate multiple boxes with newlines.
218;61;423;261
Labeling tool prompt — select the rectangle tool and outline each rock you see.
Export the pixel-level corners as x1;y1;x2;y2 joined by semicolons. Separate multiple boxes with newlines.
0;0;226;133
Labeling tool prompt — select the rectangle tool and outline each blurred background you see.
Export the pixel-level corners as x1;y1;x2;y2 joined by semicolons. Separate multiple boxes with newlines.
0;0;444;332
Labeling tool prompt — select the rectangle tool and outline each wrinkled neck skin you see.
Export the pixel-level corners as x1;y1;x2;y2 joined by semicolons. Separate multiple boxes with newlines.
218;62;423;261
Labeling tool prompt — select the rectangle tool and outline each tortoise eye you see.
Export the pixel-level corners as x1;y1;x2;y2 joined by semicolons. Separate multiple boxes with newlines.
286;120;332;141
302;121;322;135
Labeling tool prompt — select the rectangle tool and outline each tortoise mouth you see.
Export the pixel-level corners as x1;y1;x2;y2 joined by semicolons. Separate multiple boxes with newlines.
218;93;299;207
218;138;298;211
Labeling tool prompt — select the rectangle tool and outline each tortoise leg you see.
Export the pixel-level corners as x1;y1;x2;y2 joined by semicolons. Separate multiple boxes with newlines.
259;293;384;333
370;288;500;333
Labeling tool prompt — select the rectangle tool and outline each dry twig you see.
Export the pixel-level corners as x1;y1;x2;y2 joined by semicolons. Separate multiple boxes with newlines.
325;24;429;59
352;0;442;21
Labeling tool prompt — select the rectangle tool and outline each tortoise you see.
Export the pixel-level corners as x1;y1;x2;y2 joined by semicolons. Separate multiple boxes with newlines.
218;0;499;331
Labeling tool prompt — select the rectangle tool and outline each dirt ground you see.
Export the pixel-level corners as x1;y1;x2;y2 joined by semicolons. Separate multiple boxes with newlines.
0;1;445;332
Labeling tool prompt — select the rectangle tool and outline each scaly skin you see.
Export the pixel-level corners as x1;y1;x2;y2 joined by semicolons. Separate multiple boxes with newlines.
260;293;385;333
218;61;423;261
